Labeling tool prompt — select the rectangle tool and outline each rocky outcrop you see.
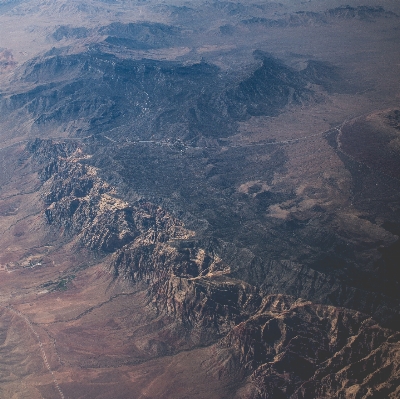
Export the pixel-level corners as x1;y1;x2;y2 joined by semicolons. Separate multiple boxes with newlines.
30;138;262;347
26;137;400;397
111;239;262;344
31;138;190;252
207;295;400;399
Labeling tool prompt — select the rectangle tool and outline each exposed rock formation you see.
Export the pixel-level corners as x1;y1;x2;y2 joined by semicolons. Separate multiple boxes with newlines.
31;138;190;253
26;138;400;397
209;295;400;399
1;1;400;397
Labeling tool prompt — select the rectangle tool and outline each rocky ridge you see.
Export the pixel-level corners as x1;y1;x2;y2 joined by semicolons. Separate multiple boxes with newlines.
213;295;400;398
27;138;400;397
1;1;400;397
31;138;261;347
33;139;190;252
1;50;343;142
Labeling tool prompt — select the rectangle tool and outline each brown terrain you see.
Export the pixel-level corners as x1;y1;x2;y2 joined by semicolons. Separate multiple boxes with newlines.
0;0;400;398
0;113;398;398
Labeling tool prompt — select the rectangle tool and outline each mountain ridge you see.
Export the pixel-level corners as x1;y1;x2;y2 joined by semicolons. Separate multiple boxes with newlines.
0;1;399;397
